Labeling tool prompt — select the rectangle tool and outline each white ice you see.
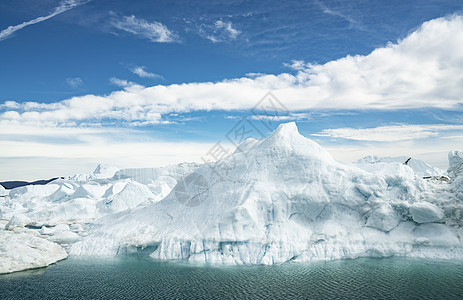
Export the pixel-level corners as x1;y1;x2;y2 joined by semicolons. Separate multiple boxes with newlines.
0;228;67;274
69;123;463;264
2;122;463;272
354;155;444;177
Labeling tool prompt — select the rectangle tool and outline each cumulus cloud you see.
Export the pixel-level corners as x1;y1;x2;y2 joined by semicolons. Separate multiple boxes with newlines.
66;77;83;88
111;15;178;43
0;0;88;41
313;124;463;142
130;66;163;79
1;16;463;128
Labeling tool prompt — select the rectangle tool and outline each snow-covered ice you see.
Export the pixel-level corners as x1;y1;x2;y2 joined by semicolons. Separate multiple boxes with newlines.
0;230;67;274
354;155;444;177
410;202;445;223
2;122;463;272
69;123;463;264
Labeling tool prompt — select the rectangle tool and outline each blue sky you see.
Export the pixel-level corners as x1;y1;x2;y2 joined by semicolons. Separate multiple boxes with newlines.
1;0;463;180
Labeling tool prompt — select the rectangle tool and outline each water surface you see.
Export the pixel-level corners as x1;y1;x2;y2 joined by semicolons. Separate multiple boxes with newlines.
1;257;462;299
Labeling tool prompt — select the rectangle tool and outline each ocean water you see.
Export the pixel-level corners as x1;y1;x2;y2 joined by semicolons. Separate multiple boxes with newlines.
1;257;463;299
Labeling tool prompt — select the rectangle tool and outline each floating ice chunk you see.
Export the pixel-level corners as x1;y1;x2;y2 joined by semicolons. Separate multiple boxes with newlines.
48;183;75;202
42;198;98;222
103;180;129;198
0;230;67;274
9;184;60;200
98;181;154;213
92;164;120;179
67;164;119;181
5;214;31;230
39;224;70;235
48;230;80;244
72;183;105;199
410;202;444;223
366;204;399;232
114;163;199;185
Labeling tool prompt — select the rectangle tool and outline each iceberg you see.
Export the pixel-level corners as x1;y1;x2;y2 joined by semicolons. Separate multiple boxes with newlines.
2;122;463;271
355;155;444;177
0;230;67;274
67;164;120;181
69;123;463;264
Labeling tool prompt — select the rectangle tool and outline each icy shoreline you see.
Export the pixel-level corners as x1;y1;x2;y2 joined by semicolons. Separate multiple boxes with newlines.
1;122;463;272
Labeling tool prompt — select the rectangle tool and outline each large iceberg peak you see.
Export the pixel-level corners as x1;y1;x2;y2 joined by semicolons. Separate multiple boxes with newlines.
256;122;334;163
267;122;302;143
273;121;299;135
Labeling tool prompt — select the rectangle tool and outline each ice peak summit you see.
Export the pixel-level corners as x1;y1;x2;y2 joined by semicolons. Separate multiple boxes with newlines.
264;122;304;144
267;122;308;142
257;122;335;163
273;121;299;135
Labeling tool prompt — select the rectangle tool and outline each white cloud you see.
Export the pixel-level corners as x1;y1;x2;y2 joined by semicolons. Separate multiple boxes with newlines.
214;20;241;39
66;77;83;88
283;60;306;71
4;15;463;180
130;66;162;79
1;16;463;126
0;139;215;181
109;77;138;88
250;113;312;122
0;101;21;109
199;20;241;43
313;124;463;142
0;121;212;180
111;15;178;43
0;0;88;41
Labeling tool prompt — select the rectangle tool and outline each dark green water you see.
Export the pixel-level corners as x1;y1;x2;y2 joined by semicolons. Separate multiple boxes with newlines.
1;257;463;299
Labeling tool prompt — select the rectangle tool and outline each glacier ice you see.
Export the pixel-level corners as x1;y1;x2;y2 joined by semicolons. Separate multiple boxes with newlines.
2;122;463;272
365;204;399;232
0;229;67;274
410;202;445;223
355;155;444;177
68;122;463;263
5;214;32;230
448;151;463;179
